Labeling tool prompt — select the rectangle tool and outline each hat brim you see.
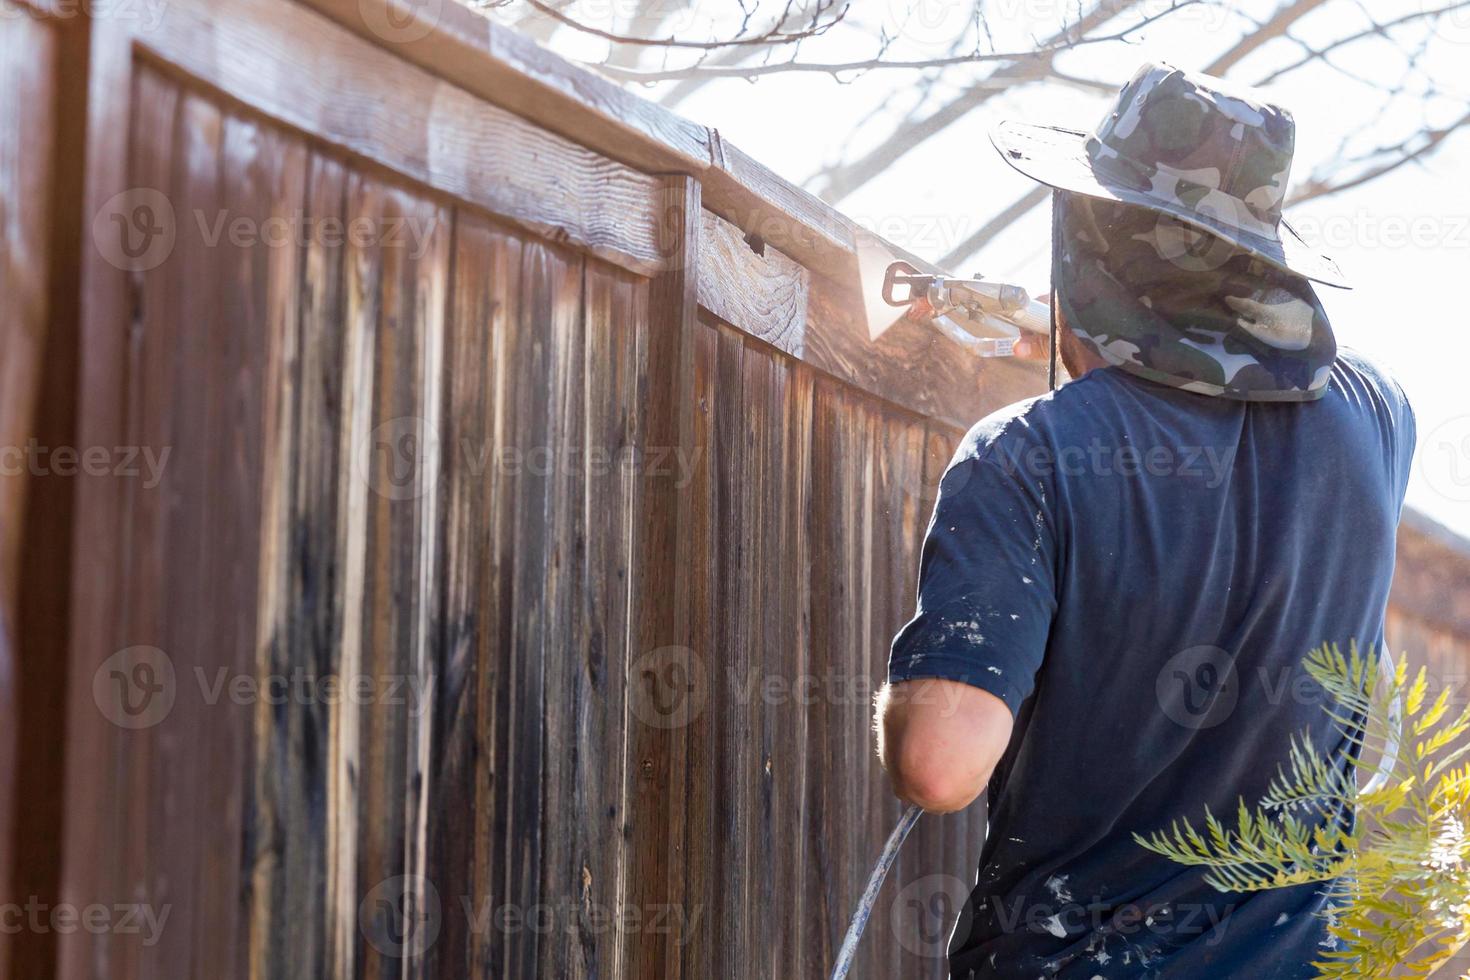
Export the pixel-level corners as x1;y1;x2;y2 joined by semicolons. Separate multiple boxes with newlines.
990;121;1349;289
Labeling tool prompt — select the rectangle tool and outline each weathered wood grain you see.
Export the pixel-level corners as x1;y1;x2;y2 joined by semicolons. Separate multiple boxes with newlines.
249;147;349;980
131;0;668;278
403;185;449;980
348;179;449;980
869;409;929;976
679;316;719;980
505;240;583;979
774;361;815;979
461;218;524;980
323;167;381;980
622;173;699;980
163;89;232;980
422;208;493;980
206;106;307;980
536;224;590;980
129;0;1047;434
696;209;809;359
95;64;181;980
703;137;858;286
805;378;853;977
711;322;753;977
568;259;645;980
303;0;712;174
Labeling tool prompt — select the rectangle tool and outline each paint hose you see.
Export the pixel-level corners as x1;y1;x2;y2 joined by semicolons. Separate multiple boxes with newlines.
828;803;924;980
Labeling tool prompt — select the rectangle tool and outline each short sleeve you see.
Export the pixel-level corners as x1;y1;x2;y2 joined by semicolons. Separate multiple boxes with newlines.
888;447;1058;716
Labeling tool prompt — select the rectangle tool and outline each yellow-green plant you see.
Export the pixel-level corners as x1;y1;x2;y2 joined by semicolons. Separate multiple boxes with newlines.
1135;642;1470;979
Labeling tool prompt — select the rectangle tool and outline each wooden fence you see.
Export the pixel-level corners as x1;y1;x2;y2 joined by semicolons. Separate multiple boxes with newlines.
2;1;1468;978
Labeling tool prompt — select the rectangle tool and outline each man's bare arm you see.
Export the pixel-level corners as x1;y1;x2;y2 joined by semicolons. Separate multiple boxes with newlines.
875;678;1014;814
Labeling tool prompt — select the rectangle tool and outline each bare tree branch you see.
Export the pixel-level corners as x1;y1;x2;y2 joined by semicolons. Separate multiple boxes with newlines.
939;186;1049;270
653;1;828;107
601;0;697;70
1255;1;1470;85
520;0;848;49
594;1;1207;81
805;0;1150;204
1288;106;1470;205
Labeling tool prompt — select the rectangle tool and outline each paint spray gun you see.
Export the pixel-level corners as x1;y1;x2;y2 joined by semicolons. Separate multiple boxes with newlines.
880;260;1052;357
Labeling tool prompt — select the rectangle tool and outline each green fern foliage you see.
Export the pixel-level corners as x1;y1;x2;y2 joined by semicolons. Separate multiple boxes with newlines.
1134;642;1470;979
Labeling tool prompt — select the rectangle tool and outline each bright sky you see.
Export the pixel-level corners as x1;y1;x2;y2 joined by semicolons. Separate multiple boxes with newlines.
533;0;1470;539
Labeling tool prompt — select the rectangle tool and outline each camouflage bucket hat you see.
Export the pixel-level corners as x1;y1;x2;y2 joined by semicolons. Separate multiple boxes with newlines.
1052;192;1337;401
990;62;1348;288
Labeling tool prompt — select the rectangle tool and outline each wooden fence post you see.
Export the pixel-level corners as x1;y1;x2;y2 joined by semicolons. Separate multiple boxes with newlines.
623;173;700;980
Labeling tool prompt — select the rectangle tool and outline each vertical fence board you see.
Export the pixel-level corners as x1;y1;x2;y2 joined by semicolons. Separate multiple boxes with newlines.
623;175;699;980
107;64;181;980
870;411;929;973
211;107;308;979
712;324;751;979
326;167;381;980
404;193;449;980
537;236;589;980
506;240;583;979
680;316;720;980
250;148;348;980
570;261;644;980
741;342;776;980
804;379;844;978
145;89;227;980
464;219;524;980
424;208;491;980
349;182;449;980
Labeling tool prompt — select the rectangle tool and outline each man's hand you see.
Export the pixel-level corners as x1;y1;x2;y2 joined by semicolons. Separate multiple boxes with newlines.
874;678;1014;813
1010;291;1051;363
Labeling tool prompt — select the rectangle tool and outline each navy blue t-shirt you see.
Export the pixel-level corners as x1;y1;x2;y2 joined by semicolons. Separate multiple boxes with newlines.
889;349;1415;979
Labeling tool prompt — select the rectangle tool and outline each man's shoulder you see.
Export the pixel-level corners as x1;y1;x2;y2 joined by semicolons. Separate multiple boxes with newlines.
956;370;1121;464
1331;346;1413;413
